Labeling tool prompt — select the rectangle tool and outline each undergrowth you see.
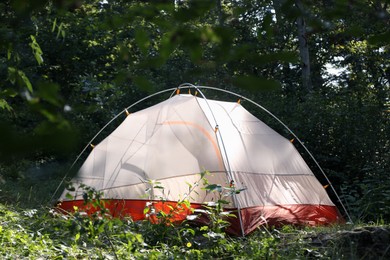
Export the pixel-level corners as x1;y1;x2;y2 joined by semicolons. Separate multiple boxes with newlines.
1;203;389;259
0;170;389;259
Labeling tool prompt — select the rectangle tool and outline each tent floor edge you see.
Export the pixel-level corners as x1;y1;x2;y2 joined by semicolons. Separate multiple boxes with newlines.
55;200;343;236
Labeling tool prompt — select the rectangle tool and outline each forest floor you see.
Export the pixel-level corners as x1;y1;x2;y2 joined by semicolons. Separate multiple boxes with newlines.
0;161;389;259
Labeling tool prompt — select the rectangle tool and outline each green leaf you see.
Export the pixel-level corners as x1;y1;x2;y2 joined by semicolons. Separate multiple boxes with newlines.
204;184;222;192
52;18;57;32
158;211;166;217
17;70;33;93
135;29;150;55
75;233;80;242
200;226;209;231
38;109;58;122
189;44;202;62
233;75;281;92
7;67;17;84
57;23;63;38
253;51;298;65
0;99;12;112
7;45;12;60
37;82;62;107
159;32;177;60
2;88;18;98
133;76;154;93
56;23;66;39
217;199;230;205
259;13;275;43
97;223;105;234
183;200;191;209
7;67;32;92
65;193;74;200
66;185;76;192
185;182;193;189
368;30;390;46
29;35;44;65
173;1;215;22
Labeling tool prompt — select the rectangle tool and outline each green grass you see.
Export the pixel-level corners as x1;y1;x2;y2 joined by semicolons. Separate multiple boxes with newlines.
0;202;388;259
0;165;389;259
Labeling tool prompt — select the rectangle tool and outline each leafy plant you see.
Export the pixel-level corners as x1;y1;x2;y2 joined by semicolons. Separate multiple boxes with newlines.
62;184;146;258
194;179;242;240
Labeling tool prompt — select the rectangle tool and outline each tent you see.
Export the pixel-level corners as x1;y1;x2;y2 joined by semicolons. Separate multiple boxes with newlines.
56;85;343;236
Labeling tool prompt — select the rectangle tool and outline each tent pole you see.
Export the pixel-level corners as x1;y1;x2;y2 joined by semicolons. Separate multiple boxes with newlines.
183;84;246;237
53;83;352;226
185;85;353;224
50;87;178;204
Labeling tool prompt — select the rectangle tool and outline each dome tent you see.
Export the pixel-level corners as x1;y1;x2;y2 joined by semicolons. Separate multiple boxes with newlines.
56;84;345;236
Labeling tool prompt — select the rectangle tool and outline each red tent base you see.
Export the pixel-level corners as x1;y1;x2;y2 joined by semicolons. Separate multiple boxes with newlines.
56;199;343;236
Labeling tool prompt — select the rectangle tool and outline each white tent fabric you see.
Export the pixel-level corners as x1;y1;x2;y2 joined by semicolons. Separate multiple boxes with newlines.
59;93;339;235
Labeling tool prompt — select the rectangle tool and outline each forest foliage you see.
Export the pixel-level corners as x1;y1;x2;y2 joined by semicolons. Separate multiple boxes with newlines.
0;0;389;226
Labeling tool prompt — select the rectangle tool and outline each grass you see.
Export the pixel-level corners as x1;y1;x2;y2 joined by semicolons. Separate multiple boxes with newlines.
1;202;388;259
0;165;389;259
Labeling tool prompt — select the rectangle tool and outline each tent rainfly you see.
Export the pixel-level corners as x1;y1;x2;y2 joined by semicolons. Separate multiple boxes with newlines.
56;85;343;236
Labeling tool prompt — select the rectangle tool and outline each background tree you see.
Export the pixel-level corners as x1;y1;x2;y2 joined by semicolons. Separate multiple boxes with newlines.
0;0;388;221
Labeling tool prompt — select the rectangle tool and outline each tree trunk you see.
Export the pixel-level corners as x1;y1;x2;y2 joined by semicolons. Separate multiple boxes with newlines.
272;0;295;93
295;0;312;92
